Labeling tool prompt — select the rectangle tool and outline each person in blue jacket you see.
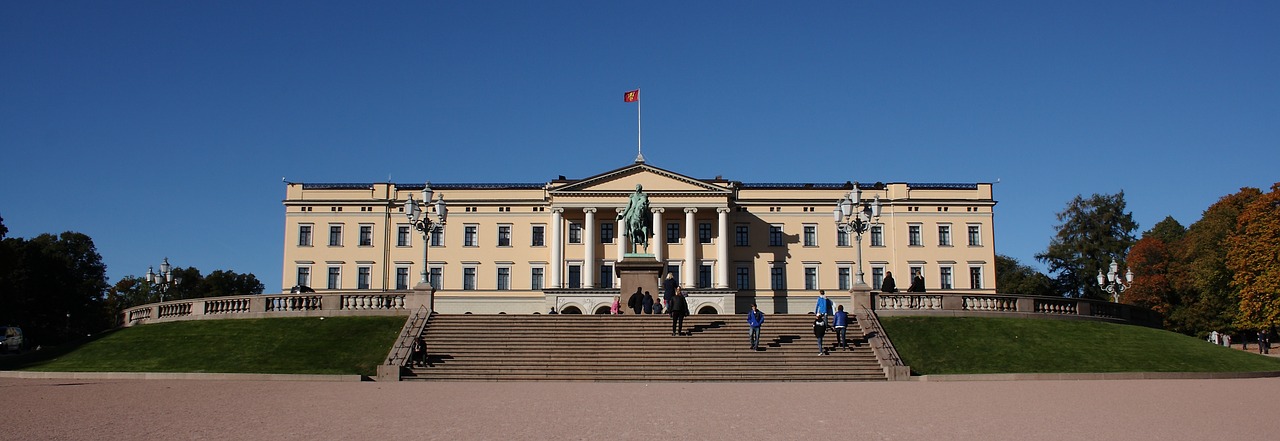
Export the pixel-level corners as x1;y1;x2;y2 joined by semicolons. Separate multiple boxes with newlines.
814;290;832;321
746;304;765;350
832;305;850;350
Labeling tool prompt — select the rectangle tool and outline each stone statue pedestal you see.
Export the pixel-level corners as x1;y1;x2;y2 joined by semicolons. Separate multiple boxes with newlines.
616;255;663;305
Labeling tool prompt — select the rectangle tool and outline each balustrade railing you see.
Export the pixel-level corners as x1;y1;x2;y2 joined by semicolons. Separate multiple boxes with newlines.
963;295;1018;312
877;294;944;310
867;291;1159;328
121;291;414;327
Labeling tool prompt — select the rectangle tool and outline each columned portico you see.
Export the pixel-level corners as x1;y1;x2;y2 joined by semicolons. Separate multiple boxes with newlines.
550;208;564;288
583;208;596;287
683;207;698;288
717;207;730;288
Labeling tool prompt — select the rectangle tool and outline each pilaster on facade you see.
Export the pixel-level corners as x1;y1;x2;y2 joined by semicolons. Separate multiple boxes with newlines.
550;207;564;289
583;207;596;288
649;208;665;264
716;207;731;288
683;207;698;288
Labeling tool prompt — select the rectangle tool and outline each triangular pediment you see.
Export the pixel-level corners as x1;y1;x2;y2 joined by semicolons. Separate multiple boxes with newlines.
549;163;731;196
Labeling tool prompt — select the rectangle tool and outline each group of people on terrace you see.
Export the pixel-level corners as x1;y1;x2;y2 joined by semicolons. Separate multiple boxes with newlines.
607;273;691;336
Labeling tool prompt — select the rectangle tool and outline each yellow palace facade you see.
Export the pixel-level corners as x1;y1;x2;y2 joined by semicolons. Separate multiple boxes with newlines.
281;162;997;314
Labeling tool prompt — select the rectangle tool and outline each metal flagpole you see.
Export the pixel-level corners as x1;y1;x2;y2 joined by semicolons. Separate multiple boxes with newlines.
635;88;643;163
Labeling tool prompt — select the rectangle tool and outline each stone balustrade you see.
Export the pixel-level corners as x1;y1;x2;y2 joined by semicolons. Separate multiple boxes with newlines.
122;291;421;327
858;291;1161;328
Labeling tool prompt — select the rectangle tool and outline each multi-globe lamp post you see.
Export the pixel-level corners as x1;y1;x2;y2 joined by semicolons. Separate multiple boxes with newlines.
145;257;182;302
405;182;447;289
833;184;881;291
1097;258;1133;303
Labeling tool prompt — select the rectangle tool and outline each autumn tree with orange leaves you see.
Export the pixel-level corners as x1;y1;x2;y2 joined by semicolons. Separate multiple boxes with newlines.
1226;183;1280;332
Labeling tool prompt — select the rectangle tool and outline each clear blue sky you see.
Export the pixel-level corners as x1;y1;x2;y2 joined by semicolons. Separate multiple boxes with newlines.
3;1;1277;293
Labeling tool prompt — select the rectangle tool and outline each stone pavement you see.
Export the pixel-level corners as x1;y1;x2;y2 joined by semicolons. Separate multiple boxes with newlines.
3;377;1274;440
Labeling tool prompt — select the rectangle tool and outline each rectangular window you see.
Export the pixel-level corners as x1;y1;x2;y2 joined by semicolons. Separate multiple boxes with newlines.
872;267;884;290
870;225;884;247
568;265;581;289
736;266;751;290
666;222;680;244
568;222;581;244
498;225;512;247
327;266;341;289
699;222;712;244
837;228;850;247
771;267;785;290
329;225;343;247
395;267;409;290
600;223;614;243
497;267;511;290
769;225;784;246
804;267;818;290
699;264;712;289
298;225;313;247
397;225;411;247
296;267;311;288
909;225;922;247
938;224;952;247
358;225;373;247
531;225;545;247
464;225;478;247
531;267;544;290
839;267;851;291
803;225;817;247
968;225;982;246
357;267;371;289
430;227;444;247
463;267;477;290
940;267;953;289
970;267;983;289
666;265;681;285
600;265;614;289
429;267;443;290
735;225;750;246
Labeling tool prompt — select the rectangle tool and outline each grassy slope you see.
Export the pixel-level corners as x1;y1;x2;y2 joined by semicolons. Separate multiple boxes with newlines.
4;316;403;377
880;316;1280;375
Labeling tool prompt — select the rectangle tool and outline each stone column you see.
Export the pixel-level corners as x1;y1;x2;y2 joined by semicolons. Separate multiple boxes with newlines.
684;207;698;288
583;208;596;288
716;207;730;288
616;208;628;259
550;208;563;288
652;208;665;263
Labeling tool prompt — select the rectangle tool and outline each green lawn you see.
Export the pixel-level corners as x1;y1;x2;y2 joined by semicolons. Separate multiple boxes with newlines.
1;316;404;377
880;316;1280;375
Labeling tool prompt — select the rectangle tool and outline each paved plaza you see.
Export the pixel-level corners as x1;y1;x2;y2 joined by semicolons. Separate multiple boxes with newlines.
3;376;1274;440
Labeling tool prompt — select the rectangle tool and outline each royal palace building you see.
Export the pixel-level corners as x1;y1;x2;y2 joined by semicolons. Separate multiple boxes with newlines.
282;161;998;314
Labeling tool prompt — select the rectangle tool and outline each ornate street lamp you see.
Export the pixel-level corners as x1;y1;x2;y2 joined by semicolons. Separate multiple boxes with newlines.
1097;258;1133;303
145;257;182;302
833;183;881;291
406;182;447;288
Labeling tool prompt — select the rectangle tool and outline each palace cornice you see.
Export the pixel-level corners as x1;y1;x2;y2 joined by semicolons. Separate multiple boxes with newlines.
549;163;733;194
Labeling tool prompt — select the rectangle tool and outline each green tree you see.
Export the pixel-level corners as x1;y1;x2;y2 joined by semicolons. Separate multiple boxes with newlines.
1227;183;1280;332
1036;191;1138;299
1167;187;1260;336
0;232;110;345
203;270;265;297
1145;216;1186;244
995;254;1056;296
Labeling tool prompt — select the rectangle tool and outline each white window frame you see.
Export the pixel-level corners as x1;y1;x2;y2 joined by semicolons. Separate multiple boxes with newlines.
967;223;983;247
497;224;512;247
298;224;313;247
908;224;922;247
937;223;952;247
328;224;344;247
803;224;818;247
396;224;411;247
464;224;479;247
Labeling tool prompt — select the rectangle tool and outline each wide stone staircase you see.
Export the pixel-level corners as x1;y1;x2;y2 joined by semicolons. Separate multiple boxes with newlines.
404;313;888;381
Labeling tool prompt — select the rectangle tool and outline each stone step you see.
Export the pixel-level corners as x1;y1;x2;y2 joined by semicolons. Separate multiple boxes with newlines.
409;314;887;382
